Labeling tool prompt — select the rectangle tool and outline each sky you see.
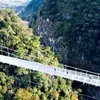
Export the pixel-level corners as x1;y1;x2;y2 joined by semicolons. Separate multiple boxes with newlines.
0;0;31;3
0;0;31;6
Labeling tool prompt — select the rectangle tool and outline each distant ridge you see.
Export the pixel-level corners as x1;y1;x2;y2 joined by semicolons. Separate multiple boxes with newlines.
0;0;30;7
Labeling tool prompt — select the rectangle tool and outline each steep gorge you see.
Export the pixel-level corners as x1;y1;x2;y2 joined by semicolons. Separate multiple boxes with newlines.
21;0;100;100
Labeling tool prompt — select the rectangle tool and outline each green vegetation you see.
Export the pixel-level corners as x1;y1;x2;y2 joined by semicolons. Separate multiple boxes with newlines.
38;0;100;72
0;10;78;100
19;0;44;21
18;0;100;99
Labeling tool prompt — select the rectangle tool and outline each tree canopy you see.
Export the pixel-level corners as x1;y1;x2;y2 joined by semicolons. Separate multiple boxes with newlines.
38;0;100;72
0;10;78;100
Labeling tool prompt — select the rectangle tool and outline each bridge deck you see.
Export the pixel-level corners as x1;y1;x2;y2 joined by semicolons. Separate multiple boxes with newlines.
0;55;100;87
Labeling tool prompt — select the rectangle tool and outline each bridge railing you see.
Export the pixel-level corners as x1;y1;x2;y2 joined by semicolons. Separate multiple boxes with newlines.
0;44;100;76
0;44;37;60
0;44;100;86
65;65;100;76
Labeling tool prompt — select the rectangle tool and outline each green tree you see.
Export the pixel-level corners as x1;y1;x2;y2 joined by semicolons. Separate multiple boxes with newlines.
0;10;78;100
14;88;33;100
0;93;4;100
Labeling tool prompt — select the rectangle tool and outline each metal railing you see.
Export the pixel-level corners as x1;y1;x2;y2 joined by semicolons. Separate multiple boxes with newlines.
0;44;100;86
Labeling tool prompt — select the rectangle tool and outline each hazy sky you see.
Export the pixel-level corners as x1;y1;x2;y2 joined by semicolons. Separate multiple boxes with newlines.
0;0;31;6
0;0;31;3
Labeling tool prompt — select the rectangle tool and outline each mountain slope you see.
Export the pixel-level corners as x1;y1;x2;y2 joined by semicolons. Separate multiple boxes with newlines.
0;10;78;100
35;0;100;72
31;0;100;99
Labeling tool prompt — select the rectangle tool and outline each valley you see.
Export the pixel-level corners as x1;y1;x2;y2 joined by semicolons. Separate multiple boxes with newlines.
0;0;99;100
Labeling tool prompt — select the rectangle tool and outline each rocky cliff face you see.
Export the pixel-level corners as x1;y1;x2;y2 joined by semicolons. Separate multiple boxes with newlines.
35;16;68;63
35;17;54;46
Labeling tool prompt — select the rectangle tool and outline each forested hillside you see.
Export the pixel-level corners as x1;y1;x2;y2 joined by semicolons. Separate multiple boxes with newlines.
34;0;100;72
19;0;44;22
0;10;79;100
22;0;100;99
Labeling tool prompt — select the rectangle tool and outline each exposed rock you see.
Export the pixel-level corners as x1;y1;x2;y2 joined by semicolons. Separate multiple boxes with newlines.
35;16;68;62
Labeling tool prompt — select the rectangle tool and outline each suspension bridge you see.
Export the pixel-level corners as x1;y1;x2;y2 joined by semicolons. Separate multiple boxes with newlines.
0;45;100;87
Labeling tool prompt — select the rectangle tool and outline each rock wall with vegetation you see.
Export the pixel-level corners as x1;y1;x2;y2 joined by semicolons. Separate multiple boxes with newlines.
35;0;100;72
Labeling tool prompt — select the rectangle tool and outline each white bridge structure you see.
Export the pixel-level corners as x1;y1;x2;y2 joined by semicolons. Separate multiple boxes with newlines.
0;45;100;87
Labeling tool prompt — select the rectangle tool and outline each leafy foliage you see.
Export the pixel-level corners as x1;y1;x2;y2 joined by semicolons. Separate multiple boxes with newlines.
0;10;78;100
39;0;100;72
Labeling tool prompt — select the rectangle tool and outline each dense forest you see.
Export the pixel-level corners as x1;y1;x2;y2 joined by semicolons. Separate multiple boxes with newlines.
0;0;99;99
36;0;100;72
21;0;100;100
23;0;100;73
0;10;79;100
